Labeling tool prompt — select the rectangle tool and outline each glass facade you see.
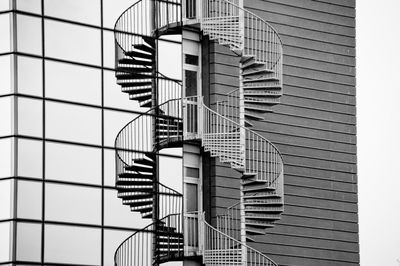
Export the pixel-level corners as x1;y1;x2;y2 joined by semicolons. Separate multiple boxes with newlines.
0;1;182;265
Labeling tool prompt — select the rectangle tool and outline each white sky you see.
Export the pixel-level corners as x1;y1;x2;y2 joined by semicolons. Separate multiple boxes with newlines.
357;0;400;265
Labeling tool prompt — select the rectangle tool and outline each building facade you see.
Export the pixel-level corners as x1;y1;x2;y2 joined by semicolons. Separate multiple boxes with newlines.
0;0;357;266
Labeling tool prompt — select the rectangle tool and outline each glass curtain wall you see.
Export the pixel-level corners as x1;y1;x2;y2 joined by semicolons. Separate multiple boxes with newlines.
0;0;182;265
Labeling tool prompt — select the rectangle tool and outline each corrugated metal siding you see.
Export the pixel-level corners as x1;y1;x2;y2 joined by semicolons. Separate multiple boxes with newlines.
206;0;358;265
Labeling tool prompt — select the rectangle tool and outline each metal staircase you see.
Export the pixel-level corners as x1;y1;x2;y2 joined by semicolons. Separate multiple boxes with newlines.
113;0;283;265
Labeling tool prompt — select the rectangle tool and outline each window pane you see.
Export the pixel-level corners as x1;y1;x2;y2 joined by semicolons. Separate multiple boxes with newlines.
0;180;12;220
18;97;42;137
46;142;101;185
159;40;181;80
45;20;101;65
45;61;101;105
17;180;42;220
102;0;133;28
103;229;137;266
104;148;116;187
17;15;42;55
0;55;12;95
17;0;41;14
46;102;101;145
103;30;114;69
104;189;150;228
185;70;197;96
0;222;11;262
185;183;198;212
18;138;42;178
104;70;144;112
104;110;137;147
184;167;199;178
159;156;182;193
16;223;41;262
0;14;11;53
0;96;13;136
44;0;100;26
45;224;101;265
45;183;101;225
17;56;42;97
0;138;13;178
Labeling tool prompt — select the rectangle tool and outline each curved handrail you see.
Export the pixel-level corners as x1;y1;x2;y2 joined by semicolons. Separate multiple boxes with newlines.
196;0;283;84
185;96;283;190
114;98;182;169
114;213;183;266
201;212;278;266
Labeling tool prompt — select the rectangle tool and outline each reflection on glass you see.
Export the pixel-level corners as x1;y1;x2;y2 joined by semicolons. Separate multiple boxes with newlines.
46;101;101;145
45;224;101;265
17;0;41;14
17;180;42;219
17;15;42;55
46;142;101;185
0;14;11;53
0;180;12;220
159;156;183;193
0;222;11;262
0;138;12;178
0;97;12;137
45;20;101;65
104;189;150;228
0;55;12;95
44;0;100;26
46;60;101;105
18;97;42;137
18;138;42;178
185;183;198;212
16;223;41;262
45;183;101;225
17;56;42;97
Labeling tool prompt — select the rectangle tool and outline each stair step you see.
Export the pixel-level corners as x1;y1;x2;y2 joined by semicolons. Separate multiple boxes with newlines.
118;192;153;200
118;57;153;66
120;81;152;87
118;172;153;180
116;186;153;193
243;185;275;193
242;68;274;76
133;44;155;54
242;59;265;70
244;112;264;121
245;214;281;221
123;87;152;95
123;199;153;207
116;178;153;186
129;93;152;102
116;72;154;80
133;157;155;166
125;50;154;60
117;66;153;73
132;206;153;213
244;193;280;200
137;98;152;107
124;164;153;173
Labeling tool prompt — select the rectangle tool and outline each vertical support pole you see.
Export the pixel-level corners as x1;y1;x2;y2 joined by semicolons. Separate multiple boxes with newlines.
237;1;247;265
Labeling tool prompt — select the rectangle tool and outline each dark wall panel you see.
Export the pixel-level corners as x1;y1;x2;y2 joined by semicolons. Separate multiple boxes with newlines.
207;0;358;265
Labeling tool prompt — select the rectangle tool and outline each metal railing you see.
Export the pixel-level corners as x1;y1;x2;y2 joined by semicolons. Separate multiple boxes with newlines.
184;96;283;190
200;212;278;266
216;89;240;124
184;0;283;87
216;203;241;242
114;213;183;266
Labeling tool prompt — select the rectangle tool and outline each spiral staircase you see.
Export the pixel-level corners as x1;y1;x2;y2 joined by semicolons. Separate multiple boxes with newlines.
113;0;284;265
